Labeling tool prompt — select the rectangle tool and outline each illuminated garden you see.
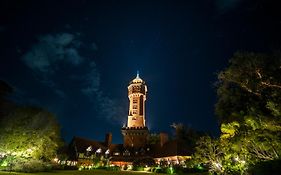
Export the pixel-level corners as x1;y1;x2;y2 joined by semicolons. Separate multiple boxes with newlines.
1;1;281;175
1;51;281;174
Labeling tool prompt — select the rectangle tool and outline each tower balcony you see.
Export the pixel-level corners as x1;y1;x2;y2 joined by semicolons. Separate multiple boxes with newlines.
121;126;148;130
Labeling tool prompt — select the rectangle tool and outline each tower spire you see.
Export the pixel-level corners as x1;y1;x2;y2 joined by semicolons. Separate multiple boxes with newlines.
136;70;140;78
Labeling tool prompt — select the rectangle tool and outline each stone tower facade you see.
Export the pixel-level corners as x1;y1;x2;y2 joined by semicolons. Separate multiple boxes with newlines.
121;72;149;148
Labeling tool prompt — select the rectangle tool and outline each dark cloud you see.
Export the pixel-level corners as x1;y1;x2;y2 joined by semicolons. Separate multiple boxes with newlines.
22;33;83;74
97;94;127;125
81;62;100;96
20;32;126;124
54;89;66;98
91;42;98;51
216;0;242;13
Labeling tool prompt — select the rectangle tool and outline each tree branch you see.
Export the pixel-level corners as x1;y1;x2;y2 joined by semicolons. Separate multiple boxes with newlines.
261;81;281;89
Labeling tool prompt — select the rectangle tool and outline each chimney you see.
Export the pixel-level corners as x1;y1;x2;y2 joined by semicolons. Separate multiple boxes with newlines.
159;132;168;147
105;133;112;147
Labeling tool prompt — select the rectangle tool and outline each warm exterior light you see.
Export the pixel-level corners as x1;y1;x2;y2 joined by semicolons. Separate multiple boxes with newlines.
96;148;101;153
86;146;92;152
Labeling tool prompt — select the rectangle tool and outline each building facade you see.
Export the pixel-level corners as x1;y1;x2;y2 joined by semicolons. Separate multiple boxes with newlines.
121;72;149;148
67;73;192;168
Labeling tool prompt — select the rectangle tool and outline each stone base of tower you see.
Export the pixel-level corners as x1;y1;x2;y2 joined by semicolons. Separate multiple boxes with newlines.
121;127;149;148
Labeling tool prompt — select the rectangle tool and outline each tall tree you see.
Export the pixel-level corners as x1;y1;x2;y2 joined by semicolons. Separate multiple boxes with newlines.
0;106;62;171
171;123;204;149
191;51;281;175
215;51;281;123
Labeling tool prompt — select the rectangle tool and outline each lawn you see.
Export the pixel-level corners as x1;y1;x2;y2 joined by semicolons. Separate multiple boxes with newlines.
0;170;208;175
0;170;157;175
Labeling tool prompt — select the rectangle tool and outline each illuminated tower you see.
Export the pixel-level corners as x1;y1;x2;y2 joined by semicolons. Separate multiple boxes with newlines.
121;72;149;148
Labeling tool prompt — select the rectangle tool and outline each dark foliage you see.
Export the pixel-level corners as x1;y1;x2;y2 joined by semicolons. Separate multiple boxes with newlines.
248;159;281;175
215;51;281;123
132;157;156;168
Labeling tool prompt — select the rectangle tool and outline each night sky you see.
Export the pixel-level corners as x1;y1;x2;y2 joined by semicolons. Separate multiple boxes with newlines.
1;0;280;143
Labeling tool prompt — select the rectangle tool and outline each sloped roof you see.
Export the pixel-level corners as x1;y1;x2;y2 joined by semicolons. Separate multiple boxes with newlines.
69;136;124;155
71;136;107;153
68;136;192;161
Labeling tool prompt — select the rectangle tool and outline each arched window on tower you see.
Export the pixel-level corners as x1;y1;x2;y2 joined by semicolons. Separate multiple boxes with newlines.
133;98;138;104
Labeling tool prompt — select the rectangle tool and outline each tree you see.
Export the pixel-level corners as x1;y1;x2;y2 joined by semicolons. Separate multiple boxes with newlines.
215;51;281;123
0;106;62;171
192;51;281;175
0;80;13;98
171;123;203;148
190;136;226;174
0;80;15;121
213;51;281;173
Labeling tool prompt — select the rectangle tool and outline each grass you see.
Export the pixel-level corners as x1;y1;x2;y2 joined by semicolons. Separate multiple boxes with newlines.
0;170;158;175
0;170;209;175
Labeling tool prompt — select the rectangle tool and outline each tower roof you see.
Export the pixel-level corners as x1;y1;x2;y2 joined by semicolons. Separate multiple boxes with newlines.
131;71;144;83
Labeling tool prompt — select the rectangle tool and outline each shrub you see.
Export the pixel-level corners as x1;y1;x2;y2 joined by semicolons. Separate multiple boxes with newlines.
106;165;120;171
1;157;52;173
52;164;78;170
133;157;156;167
132;166;144;171
151;166;162;173
248;159;281;175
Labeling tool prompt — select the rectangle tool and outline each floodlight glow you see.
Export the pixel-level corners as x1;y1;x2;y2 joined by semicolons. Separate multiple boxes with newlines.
96;148;102;153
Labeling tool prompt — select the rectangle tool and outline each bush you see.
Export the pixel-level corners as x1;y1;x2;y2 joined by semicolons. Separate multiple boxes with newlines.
1;157;52;172
106;165;121;171
133;157;156;167
52;164;78;170
151;166;162;173
132;166;144;171
248;159;281;175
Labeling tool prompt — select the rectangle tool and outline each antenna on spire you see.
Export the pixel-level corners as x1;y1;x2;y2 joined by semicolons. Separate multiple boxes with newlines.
136;70;140;78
